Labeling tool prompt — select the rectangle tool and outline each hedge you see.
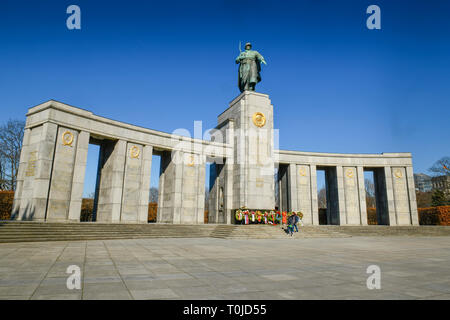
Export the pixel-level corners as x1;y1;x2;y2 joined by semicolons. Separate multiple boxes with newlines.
0;191;14;220
148;202;157;222
80;198;94;221
418;206;450;226
367;207;377;225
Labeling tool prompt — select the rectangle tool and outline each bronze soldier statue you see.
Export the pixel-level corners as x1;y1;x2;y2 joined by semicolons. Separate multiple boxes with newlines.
235;42;267;92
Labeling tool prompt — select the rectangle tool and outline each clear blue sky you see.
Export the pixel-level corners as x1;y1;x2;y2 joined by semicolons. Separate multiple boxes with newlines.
1;0;449;195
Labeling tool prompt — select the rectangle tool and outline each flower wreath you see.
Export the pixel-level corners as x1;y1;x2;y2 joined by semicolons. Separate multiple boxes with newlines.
250;211;256;222
256;210;263;222
235;210;243;221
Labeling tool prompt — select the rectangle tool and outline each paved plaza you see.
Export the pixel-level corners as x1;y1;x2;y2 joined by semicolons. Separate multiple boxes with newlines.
0;236;449;300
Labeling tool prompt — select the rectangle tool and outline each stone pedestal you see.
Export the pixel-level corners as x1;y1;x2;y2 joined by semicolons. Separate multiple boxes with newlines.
216;91;275;217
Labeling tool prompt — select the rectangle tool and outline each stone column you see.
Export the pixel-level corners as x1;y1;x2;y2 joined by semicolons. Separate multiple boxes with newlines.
342;166;361;225
310;165;319;225
158;150;183;223
11;128;31;220
46;127;80;221
171;151;183;224
137;145;153;223
224;121;234;224
180;152;202;224
383;166;397;226
287;163;298;211
17;123;58;221
405;166;419;225
120;143;152;223
296;164;313;225
357;166;368;225
158;150;206;224
195;154;206;224
208;163;219;223
96;139;126;223
336;165;346;225
391;167;413;225
209;157;233;224
120;142;143;222
68;131;90;221
224;160;234;224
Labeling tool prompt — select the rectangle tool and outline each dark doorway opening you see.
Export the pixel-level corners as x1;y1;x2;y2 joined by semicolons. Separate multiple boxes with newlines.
364;167;389;225
277;164;290;212
208;160;223;223
203;158;214;223
364;170;377;225
80;138;101;222
317;166;340;225
316;169;327;225
149;152;162;223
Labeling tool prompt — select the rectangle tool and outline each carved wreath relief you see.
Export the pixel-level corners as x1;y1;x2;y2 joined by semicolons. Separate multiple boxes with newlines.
129;145;140;159
299;167;307;177
62;131;74;146
346;168;354;178
394;168;403;179
252;112;266;128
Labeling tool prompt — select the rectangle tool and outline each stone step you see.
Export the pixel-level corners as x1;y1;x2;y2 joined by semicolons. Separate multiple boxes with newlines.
0;222;449;243
0;232;212;237
0;235;207;243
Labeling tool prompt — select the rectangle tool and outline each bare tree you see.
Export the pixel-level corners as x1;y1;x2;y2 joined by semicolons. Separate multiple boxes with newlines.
428;156;450;177
317;187;327;208
149;187;159;203
365;178;376;208
86;191;96;199
416;191;432;208
0;161;6;190
0;119;25;190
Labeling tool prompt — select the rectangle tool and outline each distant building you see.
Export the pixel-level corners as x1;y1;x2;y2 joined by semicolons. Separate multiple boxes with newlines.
432;175;450;197
414;173;432;192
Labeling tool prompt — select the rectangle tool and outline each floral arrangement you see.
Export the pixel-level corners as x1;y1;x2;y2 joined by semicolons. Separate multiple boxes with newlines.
234;208;304;225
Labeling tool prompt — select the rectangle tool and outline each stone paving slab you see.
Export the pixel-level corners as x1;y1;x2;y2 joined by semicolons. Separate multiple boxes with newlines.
0;236;449;300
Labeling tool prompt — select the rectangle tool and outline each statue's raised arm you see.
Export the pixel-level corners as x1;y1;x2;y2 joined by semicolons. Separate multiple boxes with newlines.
236;42;266;92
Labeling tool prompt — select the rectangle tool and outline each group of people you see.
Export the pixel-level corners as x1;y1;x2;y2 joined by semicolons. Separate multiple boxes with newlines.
286;212;300;237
